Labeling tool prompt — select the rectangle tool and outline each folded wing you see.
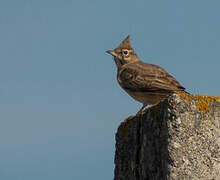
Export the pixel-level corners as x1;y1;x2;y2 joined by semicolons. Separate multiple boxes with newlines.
118;61;185;93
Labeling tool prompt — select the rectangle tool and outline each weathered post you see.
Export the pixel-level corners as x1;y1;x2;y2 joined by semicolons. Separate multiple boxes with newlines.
114;93;220;180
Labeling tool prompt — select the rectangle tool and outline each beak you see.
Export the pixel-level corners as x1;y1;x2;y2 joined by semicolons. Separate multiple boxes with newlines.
106;50;117;57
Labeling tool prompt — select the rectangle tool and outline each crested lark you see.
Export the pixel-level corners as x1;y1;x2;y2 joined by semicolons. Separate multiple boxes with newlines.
106;35;186;114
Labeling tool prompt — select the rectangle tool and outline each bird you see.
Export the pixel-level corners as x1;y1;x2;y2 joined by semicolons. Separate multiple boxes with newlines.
106;35;186;114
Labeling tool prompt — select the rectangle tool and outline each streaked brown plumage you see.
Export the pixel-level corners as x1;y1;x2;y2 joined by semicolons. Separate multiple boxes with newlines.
106;35;186;113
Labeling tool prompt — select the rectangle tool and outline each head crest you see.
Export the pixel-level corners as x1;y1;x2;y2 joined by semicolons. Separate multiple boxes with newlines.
115;35;132;50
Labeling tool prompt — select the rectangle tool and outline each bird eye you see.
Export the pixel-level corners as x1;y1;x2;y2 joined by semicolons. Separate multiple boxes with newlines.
123;50;129;55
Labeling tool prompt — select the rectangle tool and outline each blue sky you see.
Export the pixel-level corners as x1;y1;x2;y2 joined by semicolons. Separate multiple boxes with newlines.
0;0;220;179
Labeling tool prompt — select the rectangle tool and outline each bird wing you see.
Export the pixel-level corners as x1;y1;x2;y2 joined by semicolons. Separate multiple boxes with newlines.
118;61;185;93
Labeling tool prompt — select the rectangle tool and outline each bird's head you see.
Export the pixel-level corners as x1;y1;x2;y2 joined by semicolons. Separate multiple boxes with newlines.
106;35;139;68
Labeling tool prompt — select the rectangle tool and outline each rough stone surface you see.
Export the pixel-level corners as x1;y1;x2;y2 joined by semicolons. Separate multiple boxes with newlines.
114;93;220;180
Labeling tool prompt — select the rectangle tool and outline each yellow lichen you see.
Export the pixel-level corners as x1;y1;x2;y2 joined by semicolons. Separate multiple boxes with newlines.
178;92;193;105
194;95;213;113
179;92;185;100
210;96;220;102
178;93;220;113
